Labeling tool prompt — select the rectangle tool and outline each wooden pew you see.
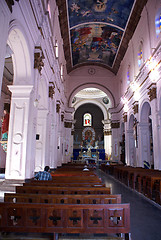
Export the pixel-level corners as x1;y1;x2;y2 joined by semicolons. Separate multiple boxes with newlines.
49;176;102;183
23;182;105;188
0;202;130;239
4;193;121;204
16;186;111;195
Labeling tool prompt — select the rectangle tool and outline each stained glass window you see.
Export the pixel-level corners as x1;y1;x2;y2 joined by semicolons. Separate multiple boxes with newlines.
83;113;92;126
138;41;143;67
127;65;130;84
155;10;161;37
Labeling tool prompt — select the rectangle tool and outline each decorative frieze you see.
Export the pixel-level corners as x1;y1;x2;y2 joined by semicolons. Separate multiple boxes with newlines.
64;122;72;128
111;121;120;129
5;0;19;13
49;82;55;99
147;83;157;102
61;114;64;122
132;101;139;114
104;130;112;136
123;114;127;123
56;103;60;113
34;47;45;74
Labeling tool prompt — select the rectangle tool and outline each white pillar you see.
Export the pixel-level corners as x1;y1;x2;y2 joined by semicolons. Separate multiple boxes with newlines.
35;109;49;172
5;85;34;180
102;120;112;158
157;111;161;170
138;122;151;167
150;98;160;169
111;122;120;162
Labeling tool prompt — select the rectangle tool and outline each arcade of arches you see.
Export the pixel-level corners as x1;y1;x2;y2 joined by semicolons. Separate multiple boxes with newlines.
0;0;161;180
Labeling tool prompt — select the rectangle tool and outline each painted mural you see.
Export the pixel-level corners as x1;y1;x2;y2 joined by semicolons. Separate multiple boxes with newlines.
67;0;135;68
68;0;134;29
71;23;123;67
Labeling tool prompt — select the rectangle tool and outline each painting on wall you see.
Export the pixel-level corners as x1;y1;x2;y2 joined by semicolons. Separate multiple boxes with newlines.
67;0;135;68
71;23;123;67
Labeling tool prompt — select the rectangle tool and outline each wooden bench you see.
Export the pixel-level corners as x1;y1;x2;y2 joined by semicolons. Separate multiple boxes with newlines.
0;202;130;240
24;182;105;187
16;186;111;195
4;193;121;204
49;176;102;183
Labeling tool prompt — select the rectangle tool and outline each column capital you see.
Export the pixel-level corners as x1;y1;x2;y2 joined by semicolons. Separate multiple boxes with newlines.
8;85;33;97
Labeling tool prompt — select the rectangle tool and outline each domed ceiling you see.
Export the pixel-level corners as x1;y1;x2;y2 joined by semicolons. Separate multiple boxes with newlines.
56;0;147;74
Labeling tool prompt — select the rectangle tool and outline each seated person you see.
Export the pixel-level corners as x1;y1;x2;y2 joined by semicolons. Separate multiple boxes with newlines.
34;166;52;180
143;161;150;169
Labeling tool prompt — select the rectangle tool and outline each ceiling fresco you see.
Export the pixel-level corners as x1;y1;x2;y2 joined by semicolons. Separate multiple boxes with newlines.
56;0;148;73
68;0;134;68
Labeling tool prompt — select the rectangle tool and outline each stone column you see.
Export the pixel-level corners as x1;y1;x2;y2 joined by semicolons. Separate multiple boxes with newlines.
149;98;160;169
138;122;151;167
64;121;73;163
35;109;49;172
5;85;34;180
111;121;120;162
102;119;111;159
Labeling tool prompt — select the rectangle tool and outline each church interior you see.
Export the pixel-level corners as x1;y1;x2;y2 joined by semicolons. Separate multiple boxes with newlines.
0;0;161;239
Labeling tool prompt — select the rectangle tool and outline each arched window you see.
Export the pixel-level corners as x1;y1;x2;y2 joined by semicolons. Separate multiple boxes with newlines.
55;40;58;58
155;9;161;37
60;64;63;81
138;41;143;67
127;65;130;85
83;113;92;127
47;0;51;18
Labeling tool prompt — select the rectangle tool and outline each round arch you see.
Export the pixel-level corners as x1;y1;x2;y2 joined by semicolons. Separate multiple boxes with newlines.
140;101;151;123
7;21;32;84
68;83;115;108
73;99;109;120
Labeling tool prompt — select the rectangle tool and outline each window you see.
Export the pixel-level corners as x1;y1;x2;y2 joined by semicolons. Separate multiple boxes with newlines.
60;64;63;81
127;65;130;84
155;9;161;37
138;41;143;67
83;113;92;127
47;0;51;18
55;40;58;58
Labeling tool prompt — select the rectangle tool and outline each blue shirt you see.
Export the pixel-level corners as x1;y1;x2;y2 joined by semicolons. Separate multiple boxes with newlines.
34;171;52;180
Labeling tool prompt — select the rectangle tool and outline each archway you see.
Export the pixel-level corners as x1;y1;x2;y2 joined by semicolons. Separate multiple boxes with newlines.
139;101;153;168
4;25;33;180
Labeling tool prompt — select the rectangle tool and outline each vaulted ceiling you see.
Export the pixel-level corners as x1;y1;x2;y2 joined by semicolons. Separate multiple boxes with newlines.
56;0;148;74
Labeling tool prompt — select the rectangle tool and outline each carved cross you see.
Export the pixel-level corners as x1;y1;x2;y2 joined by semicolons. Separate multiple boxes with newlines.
90;210;102;224
49;211;61;226
29;209;40;225
69;210;81;225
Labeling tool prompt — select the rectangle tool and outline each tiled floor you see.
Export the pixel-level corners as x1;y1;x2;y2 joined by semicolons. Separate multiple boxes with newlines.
97;170;161;240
